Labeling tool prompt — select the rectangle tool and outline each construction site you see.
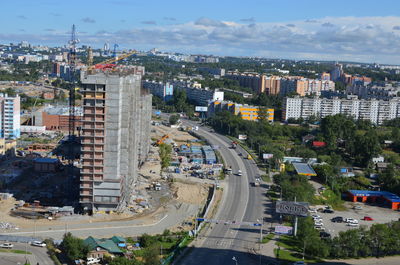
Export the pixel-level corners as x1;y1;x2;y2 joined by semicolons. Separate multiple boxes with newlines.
0;25;220;235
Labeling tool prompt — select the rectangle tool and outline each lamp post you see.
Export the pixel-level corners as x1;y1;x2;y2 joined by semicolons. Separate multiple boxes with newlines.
232;256;238;265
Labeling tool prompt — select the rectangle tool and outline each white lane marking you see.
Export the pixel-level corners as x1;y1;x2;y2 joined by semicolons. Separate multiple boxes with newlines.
2;214;169;235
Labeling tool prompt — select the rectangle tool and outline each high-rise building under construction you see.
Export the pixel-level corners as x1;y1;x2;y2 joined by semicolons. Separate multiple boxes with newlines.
79;70;152;213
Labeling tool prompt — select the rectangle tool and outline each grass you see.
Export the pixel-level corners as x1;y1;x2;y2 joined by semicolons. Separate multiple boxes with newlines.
274;249;321;263
261;174;271;182
266;190;280;201
276;235;300;252
0;249;31;255
261;233;274;244
314;189;346;211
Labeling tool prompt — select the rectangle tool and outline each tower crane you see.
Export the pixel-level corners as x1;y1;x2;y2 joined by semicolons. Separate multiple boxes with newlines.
87;49;138;72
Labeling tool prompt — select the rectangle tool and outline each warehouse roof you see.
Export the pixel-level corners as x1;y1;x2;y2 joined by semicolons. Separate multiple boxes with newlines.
348;190;400;203
293;163;317;176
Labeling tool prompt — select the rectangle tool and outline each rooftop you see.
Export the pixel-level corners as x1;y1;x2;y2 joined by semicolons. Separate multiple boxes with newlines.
348;190;400;203
293;163;317;176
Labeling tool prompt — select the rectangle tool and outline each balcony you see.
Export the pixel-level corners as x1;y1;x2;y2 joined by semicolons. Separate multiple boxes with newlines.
80;176;93;181
80;184;93;189
80;190;93;196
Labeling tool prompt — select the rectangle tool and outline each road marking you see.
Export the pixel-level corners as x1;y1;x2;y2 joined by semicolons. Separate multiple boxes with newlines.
1;214;169;235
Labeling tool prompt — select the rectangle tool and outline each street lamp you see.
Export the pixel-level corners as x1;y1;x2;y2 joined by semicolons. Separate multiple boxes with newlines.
232;256;238;265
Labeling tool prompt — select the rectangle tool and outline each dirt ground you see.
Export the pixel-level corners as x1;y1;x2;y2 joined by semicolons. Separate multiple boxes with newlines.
171;181;209;205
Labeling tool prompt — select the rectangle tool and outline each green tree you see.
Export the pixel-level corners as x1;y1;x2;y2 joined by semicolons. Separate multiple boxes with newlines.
257;107;270;122
169;114;180;125
109;256;142;265
159;144;172;170
143;244;160;265
60;232;89;261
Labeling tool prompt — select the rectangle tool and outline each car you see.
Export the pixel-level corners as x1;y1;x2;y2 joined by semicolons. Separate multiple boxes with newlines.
320;231;331;238
363;216;374;221
314;226;325;231
347;222;359;227
237;170;242;176
0;243;13;248
293;261;307;265
323;209;334;213
311;214;321;219
255;177;261;182
87;257;101;264
353;205;363;210
331;216;344;223
308;208;317;214
345;218;358;224
314;221;324;226
31;241;46;247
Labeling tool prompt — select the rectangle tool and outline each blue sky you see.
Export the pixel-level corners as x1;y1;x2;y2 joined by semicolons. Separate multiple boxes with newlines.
2;0;400;63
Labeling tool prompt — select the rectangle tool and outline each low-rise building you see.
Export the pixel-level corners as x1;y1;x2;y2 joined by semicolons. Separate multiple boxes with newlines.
143;80;173;101
208;101;274;122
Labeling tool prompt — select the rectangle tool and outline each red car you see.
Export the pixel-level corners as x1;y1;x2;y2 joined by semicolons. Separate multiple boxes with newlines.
363;216;374;221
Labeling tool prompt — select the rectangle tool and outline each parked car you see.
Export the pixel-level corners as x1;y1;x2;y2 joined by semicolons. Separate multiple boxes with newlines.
320;231;331;238
308;208;317;214
0;243;13;248
293;261;307;265
353;205;363;210
323;209;334;213
87;257;101;265
31;241;46;247
331;216;344;223
345;218;359;224
311;215;321;219
363;216;374;221
347;222;359;227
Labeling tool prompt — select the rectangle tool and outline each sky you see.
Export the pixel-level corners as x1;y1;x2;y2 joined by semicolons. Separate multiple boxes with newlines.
2;0;400;64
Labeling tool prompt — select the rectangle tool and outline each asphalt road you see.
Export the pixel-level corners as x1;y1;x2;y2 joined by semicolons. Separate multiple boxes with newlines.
178;120;271;265
0;241;53;265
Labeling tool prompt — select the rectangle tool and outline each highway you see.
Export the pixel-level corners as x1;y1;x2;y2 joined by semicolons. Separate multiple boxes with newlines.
178;119;273;265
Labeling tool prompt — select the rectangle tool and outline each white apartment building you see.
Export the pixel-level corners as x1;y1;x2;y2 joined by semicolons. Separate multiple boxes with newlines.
0;94;20;139
283;96;400;125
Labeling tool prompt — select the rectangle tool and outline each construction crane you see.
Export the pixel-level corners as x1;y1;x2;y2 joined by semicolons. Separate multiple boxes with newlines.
112;44;119;58
87;49;138;72
68;24;79;143
155;134;169;145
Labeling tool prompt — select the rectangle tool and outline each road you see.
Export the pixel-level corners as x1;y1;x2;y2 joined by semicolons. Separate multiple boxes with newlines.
0;242;53;265
178;119;272;265
0;202;199;240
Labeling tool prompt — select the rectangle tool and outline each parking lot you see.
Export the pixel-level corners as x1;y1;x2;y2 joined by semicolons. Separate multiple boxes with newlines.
311;201;400;236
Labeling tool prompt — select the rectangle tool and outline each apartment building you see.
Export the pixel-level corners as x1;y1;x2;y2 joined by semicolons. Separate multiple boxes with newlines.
172;80;224;106
225;72;266;93
283;96;400;125
142;80;173;101
0;93;20;139
33;105;83;131
347;82;400;100
79;71;152;213
280;78;335;96
209;101;274;122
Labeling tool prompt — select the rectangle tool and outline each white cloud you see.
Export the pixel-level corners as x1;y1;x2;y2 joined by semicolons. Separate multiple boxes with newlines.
4;16;400;64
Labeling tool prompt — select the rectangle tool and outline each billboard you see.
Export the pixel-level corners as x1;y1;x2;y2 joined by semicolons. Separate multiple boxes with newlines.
238;134;247;140
276;201;309;217
274;225;293;235
263;153;273;159
195;106;208;112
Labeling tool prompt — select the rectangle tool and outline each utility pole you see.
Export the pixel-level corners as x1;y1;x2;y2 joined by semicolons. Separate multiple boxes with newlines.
294;196;298;237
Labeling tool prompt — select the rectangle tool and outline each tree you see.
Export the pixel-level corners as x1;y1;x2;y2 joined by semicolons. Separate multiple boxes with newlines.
297;217;329;258
159;144;172;170
169;114;180;125
257;107;270;122
109;256;142;265
143;244;160;265
60;232;89;261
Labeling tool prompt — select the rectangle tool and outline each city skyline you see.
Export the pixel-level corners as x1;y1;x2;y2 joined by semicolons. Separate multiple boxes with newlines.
2;0;400;64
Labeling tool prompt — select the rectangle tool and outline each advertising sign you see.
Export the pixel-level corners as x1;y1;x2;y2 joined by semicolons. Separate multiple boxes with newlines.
276;201;309;217
263;153;274;159
238;134;247;140
274;225;293;235
195;106;208;112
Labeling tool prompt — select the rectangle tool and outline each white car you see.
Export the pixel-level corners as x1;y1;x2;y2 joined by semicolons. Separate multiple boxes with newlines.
345;218;358;224
87;257;101;264
0;243;13;248
347;222;359;227
237;170;242;176
311;215;321;219
308;208;317;214
31;241;46;247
